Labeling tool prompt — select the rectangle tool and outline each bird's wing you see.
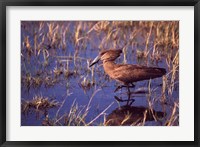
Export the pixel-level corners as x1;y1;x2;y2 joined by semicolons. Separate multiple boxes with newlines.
111;64;141;84
112;64;165;84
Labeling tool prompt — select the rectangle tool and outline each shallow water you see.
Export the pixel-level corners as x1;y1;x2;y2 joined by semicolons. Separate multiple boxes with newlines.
21;21;179;126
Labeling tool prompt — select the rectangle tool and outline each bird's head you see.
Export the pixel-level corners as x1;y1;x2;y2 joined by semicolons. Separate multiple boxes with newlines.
89;49;122;67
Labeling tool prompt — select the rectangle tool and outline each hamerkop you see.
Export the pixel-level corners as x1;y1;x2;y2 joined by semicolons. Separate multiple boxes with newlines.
89;49;166;93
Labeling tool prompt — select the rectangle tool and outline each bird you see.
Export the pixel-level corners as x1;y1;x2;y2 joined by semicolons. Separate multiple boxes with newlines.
89;49;166;103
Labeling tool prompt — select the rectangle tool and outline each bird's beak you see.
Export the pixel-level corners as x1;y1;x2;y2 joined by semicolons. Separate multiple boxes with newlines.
89;55;100;67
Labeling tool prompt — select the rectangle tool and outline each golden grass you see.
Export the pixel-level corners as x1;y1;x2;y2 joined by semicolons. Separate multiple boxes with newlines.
22;95;59;119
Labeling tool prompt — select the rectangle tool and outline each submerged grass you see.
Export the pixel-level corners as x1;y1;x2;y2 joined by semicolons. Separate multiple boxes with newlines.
22;95;59;119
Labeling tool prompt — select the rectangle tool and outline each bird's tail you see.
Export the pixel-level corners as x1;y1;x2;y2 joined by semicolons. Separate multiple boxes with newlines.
153;67;166;76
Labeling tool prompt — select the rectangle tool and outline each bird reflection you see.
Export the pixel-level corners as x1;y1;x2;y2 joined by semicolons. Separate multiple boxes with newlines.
105;105;165;126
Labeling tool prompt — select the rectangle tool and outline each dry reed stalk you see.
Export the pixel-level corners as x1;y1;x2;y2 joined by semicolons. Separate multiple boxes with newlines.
168;50;179;96
34;31;38;56
144;22;153;55
87;102;114;126
166;102;179;126
85;88;101;112
121;112;132;125
141;110;148;126
162;75;167;102
146;79;158;122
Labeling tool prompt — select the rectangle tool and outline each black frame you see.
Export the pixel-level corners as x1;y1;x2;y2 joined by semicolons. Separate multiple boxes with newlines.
0;0;199;146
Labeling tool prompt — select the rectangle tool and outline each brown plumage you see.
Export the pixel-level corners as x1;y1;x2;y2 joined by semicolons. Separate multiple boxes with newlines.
90;49;166;86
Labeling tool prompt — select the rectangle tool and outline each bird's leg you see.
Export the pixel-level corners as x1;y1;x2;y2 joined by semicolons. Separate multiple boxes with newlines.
127;85;131;94
115;82;136;92
114;85;122;92
126;85;131;105
130;83;135;88
114;85;127;92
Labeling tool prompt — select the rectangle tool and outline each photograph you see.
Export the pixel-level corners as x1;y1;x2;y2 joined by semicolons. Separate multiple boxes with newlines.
21;21;179;126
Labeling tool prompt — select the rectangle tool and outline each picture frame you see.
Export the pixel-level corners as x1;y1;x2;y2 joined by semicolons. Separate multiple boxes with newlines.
0;0;199;146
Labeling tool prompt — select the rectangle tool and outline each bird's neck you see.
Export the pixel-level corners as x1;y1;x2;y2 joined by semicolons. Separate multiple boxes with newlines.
103;60;117;75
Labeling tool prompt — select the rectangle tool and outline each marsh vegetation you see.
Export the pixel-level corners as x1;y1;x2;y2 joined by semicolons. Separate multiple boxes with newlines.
21;21;179;126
